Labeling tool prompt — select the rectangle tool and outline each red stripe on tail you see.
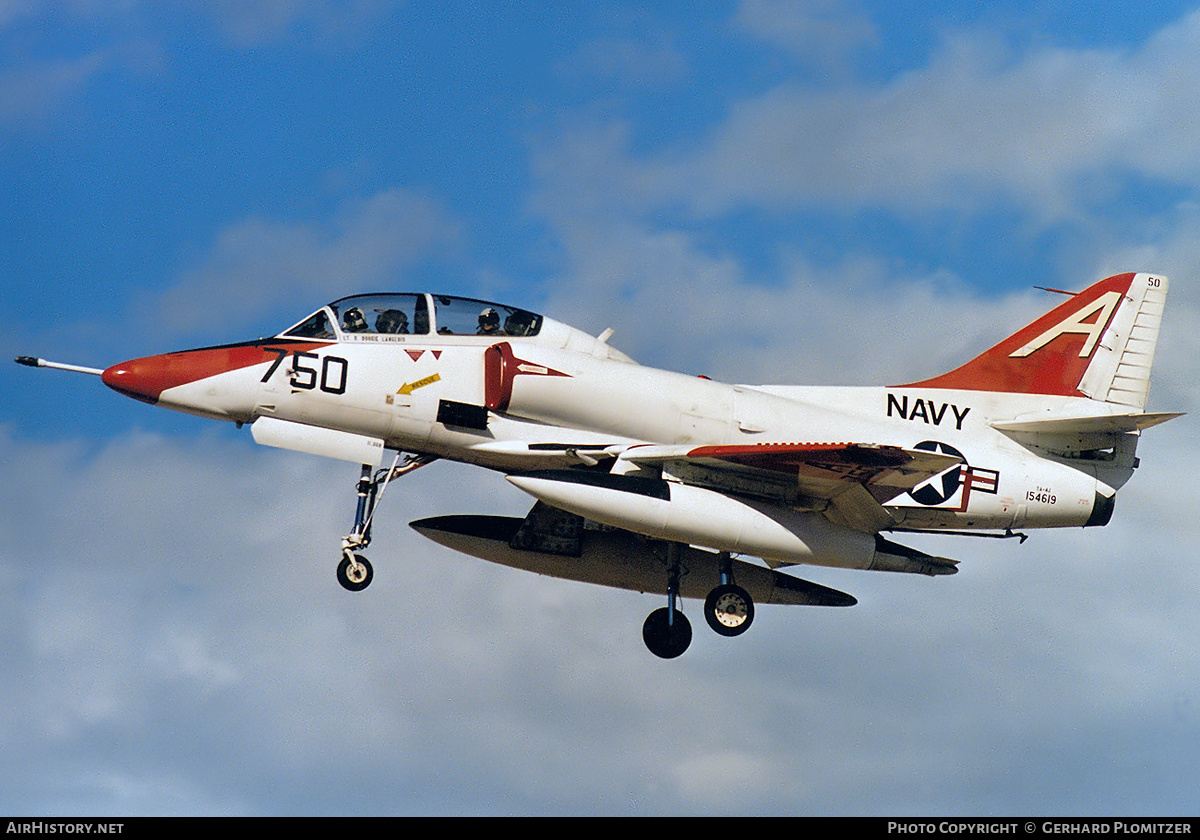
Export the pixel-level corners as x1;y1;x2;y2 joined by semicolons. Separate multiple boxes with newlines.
902;273;1136;396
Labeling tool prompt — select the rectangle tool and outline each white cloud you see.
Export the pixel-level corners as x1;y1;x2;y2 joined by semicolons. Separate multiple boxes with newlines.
145;189;465;339
733;0;880;73
562;34;688;91
530;178;1049;387
536;9;1200;224
0;1;385;131
0;50;111;125
183;0;389;49
0;1;387;49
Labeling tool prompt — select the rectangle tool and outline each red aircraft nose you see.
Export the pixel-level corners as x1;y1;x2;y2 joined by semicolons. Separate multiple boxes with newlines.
102;355;177;404
101;341;326;408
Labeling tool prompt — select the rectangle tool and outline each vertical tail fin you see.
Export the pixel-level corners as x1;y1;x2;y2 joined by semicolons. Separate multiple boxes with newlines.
904;273;1168;407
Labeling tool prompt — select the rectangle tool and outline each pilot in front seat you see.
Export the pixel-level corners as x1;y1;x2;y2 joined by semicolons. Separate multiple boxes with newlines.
477;307;501;335
342;307;369;332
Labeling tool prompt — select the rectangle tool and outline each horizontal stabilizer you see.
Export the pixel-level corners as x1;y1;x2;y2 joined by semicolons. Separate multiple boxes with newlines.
991;411;1183;435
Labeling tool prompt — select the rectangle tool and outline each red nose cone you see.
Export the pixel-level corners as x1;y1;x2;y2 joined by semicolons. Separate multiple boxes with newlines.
102;356;173;404
101;341;328;407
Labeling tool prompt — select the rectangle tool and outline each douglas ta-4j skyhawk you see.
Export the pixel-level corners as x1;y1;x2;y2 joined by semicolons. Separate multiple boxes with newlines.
16;273;1181;657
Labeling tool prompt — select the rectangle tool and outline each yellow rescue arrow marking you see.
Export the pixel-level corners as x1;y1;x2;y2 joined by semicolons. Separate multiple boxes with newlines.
397;373;441;395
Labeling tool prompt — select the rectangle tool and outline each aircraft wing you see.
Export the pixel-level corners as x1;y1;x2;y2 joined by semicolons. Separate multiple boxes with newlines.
623;442;962;533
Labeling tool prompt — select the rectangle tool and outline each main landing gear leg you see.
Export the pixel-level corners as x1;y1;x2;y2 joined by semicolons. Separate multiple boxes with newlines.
642;543;692;659
703;552;755;637
336;453;437;592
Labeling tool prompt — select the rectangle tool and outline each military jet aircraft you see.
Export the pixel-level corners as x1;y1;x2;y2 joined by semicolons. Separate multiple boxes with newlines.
16;275;1181;657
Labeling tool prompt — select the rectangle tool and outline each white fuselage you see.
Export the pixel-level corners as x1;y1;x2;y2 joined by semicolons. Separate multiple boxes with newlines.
152;321;1127;535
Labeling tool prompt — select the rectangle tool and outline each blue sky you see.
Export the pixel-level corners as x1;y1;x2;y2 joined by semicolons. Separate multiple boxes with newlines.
3;1;1200;816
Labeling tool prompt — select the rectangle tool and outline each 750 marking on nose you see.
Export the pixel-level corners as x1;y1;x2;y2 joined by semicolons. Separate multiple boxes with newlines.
262;348;349;395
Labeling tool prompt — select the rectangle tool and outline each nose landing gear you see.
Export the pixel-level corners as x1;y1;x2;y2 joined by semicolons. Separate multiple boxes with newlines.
335;453;437;592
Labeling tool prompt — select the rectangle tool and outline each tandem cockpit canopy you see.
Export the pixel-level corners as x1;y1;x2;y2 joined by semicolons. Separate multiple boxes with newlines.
281;293;544;341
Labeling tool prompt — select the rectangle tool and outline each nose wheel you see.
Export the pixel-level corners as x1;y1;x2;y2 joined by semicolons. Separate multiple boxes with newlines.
334;454;436;592
337;552;373;592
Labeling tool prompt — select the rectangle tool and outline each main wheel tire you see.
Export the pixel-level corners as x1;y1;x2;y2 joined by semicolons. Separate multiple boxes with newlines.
703;583;754;637
337;554;373;592
642;607;692;659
